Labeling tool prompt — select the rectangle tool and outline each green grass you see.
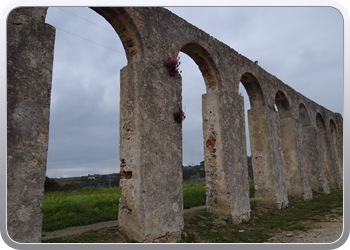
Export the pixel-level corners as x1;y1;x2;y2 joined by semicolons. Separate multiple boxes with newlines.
42;189;343;243
182;183;206;209
42;181;275;232
180;189;343;243
42;187;121;232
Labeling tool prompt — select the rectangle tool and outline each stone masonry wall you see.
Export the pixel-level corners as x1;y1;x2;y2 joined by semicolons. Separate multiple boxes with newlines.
7;7;342;243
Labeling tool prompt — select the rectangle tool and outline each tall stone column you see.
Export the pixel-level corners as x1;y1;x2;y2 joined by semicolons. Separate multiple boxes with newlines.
335;113;343;179
294;124;313;200
118;60;184;242
7;7;55;243
302;126;330;194
325;131;342;189
248;106;289;208
278;116;305;198
203;90;250;223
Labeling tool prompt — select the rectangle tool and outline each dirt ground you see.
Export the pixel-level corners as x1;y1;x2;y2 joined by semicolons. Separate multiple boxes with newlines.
267;215;343;243
41;206;344;243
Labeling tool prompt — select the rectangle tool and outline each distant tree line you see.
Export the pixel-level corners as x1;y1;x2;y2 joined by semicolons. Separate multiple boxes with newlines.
182;157;254;182
44;176;82;192
45;157;254;192
182;161;205;181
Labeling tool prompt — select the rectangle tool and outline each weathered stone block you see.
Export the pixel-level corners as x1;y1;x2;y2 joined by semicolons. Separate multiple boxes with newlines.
248;106;289;208
203;90;250;223
7;7;55;243
118;60;183;242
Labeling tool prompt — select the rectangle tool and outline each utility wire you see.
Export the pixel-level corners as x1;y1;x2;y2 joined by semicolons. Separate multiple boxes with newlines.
56;27;205;85
55;27;126;56
53;8;205;86
55;7;116;33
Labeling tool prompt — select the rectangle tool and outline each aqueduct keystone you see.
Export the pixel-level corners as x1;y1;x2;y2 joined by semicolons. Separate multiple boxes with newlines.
7;7;342;243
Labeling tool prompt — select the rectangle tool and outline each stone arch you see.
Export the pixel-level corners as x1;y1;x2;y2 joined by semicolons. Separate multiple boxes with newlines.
316;112;326;131
240;72;265;108
330;119;337;135
299;103;311;126
7;7;146;243
90;7;144;63
180;43;250;223
275;90;291;117
180;42;221;92
7;6;342;243
240;74;288;207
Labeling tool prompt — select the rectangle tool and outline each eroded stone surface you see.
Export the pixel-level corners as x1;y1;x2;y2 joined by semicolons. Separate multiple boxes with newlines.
7;7;342;243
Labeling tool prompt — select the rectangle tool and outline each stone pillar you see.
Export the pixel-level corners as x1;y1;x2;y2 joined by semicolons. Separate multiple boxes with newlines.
278;116;305;198
302;126;330;194
118;60;183;243
317;124;339;190
324;131;342;189
202;90;250;223
248;106;289;208
294;124;313;200
335;114;343;179
7;7;55;243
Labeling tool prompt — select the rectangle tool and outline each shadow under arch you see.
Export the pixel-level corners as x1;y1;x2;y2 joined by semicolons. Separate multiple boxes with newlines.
180;42;221;92
240;72;265;108
330;118;338;134
299;103;311;126
275;90;291;118
90;7;144;63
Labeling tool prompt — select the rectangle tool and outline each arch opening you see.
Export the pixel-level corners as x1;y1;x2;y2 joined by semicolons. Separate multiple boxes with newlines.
275;90;291;118
178;44;219;211
240;72;265;109
178;51;206;172
45;7;127;181
299;103;311;126
239;82;253;182
90;7;144;64
330;119;337;135
180;43;220;92
316;113;326;131
239;73;265;198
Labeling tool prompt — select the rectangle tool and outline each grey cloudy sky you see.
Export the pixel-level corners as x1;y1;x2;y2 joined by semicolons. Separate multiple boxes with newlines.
44;6;343;178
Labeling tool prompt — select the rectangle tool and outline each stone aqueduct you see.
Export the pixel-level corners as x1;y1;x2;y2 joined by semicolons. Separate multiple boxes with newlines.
7;7;343;243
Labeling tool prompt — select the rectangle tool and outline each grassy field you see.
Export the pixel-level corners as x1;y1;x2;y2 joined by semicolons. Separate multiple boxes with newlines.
42;188;343;243
43;182;254;232
43;187;121;232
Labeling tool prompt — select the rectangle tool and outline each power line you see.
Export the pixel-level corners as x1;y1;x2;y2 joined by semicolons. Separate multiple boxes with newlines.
54;8;201;70
55;27;126;56
55;7;116;34
53;8;205;86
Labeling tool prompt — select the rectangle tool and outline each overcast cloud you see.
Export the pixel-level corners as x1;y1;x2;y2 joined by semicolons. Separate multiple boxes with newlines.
44;6;343;178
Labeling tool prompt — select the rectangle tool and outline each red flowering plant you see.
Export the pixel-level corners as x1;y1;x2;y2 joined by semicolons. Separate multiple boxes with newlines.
174;107;186;123
163;56;182;76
